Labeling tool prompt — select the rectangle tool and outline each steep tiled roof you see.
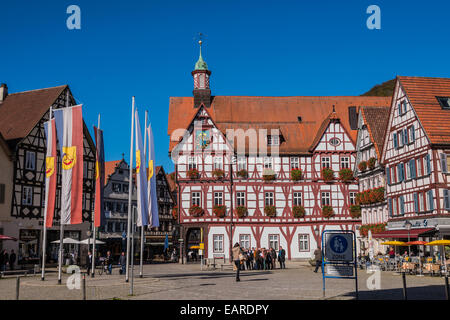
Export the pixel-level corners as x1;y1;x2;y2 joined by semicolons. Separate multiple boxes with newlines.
398;76;450;146
360;106;391;158
0;85;67;141
168;96;391;154
105;160;123;185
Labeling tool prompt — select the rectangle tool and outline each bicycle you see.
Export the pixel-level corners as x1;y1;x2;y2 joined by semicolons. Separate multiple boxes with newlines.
97;260;108;275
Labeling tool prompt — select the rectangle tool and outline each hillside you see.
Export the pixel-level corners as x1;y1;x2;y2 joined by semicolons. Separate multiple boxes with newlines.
361;79;395;97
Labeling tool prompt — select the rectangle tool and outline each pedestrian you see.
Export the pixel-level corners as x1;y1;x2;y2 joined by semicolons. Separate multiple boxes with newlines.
1;250;9;272
313;246;322;273
254;248;259;270
278;246;286;269
232;243;243;282
9;250;16;271
119;252;126;275
247;249;253;270
265;249;273;270
86;251;93;275
270;248;277;269
105;251;113;275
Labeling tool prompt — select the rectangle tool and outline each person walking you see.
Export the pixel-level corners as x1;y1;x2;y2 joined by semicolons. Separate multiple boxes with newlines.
86;251;93;275
254;248;260;270
105;251;113;275
247;249;254;270
313;246;323;273
278;246;286;269
119;252;126;275
9;250;16;271
232;243;243;282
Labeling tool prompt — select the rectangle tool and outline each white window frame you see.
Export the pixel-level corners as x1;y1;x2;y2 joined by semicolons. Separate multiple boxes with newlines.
349;192;356;205
321;156;330;168
268;234;280;251
263;157;273;169
290;157;299;169
267;135;279;146
265;192;274;206
236;192;245;206
293;192;302;206
340;156;350;169
188;156;197;170
298;234;309;252
237;157;246;171
321;192;330;206
213;234;224;253
239;234;250;250
214;192;223;206
191;192;201;206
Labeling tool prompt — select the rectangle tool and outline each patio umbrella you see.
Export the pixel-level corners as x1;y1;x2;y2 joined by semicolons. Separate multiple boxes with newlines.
79;238;105;245
381;241;407;246
0;235;17;241
51;237;80;244
426;240;450;246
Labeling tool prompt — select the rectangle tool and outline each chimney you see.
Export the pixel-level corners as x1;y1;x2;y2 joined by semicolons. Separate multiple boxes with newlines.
0;83;8;103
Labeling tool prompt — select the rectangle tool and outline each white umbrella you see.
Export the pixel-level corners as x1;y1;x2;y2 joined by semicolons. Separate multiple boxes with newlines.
51;237;80;244
79;238;105;245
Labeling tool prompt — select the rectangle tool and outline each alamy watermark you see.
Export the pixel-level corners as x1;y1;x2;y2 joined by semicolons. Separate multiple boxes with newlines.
66;5;81;30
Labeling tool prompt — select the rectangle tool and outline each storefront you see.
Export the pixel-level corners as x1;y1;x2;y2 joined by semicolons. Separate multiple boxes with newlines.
18;229;41;266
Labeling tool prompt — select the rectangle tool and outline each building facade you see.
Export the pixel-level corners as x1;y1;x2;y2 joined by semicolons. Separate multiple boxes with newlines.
379;76;450;246
100;159;177;259
354;105;390;255
0;84;96;266
167;45;391;261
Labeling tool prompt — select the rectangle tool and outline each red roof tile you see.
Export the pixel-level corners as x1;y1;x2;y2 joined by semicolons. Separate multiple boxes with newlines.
398;76;450;146
360;106;391;158
168;96;391;154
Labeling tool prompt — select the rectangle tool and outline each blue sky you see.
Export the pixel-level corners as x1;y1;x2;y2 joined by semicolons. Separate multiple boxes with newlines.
1;0;450;172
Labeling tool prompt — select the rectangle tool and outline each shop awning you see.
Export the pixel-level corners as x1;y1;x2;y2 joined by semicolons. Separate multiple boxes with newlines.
372;228;435;239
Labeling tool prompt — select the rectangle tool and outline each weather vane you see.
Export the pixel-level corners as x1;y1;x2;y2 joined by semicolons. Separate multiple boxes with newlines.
194;32;207;46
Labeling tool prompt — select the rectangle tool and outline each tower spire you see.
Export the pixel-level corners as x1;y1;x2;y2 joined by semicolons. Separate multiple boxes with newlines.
192;34;211;108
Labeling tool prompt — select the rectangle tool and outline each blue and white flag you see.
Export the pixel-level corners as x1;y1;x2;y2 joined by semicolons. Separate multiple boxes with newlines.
147;122;159;227
135;110;150;227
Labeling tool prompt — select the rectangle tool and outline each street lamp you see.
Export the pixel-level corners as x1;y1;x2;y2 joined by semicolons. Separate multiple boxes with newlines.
314;226;320;247
405;220;412;256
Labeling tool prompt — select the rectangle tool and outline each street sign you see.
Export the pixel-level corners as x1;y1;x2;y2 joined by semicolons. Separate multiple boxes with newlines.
324;232;353;262
321;230;358;299
325;264;354;277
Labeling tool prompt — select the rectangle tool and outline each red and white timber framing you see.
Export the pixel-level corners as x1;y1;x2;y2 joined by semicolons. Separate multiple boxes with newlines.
173;107;362;260
381;80;450;228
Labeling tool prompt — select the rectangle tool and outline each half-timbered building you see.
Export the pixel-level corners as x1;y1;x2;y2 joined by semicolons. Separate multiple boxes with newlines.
0;84;96;266
354;105;390;254
100;159;177;259
379;76;450;245
167;45;391;261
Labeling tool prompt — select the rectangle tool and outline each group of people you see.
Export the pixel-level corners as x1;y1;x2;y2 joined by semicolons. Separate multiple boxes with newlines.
0;249;17;272
231;244;286;281
85;250;127;276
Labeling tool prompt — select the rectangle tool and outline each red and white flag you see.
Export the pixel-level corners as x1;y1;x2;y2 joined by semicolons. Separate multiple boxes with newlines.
43;119;57;227
54;105;84;225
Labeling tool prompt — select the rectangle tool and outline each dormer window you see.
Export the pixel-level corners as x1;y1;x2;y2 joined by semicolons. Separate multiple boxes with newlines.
267;135;280;146
437;97;450;110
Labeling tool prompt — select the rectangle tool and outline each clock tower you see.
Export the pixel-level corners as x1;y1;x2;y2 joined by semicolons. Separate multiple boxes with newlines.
192;40;211;108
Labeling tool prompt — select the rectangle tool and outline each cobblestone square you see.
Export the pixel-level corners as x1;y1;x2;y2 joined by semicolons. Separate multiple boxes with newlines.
0;261;448;300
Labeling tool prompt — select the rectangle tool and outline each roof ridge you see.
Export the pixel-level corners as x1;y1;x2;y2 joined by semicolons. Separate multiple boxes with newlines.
8;85;68;96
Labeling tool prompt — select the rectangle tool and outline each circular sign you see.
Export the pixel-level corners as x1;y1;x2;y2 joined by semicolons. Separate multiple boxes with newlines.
330;235;348;254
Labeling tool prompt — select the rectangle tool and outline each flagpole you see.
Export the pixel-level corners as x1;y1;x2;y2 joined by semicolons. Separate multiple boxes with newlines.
91;114;100;277
139;110;148;278
41;106;53;281
58;92;70;284
130;205;135;295
126;97;135;282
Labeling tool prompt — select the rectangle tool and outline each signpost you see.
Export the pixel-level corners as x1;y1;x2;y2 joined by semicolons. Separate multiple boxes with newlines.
322;230;358;299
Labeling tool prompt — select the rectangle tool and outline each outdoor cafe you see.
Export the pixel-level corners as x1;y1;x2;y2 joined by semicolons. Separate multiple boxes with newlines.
368;227;450;276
